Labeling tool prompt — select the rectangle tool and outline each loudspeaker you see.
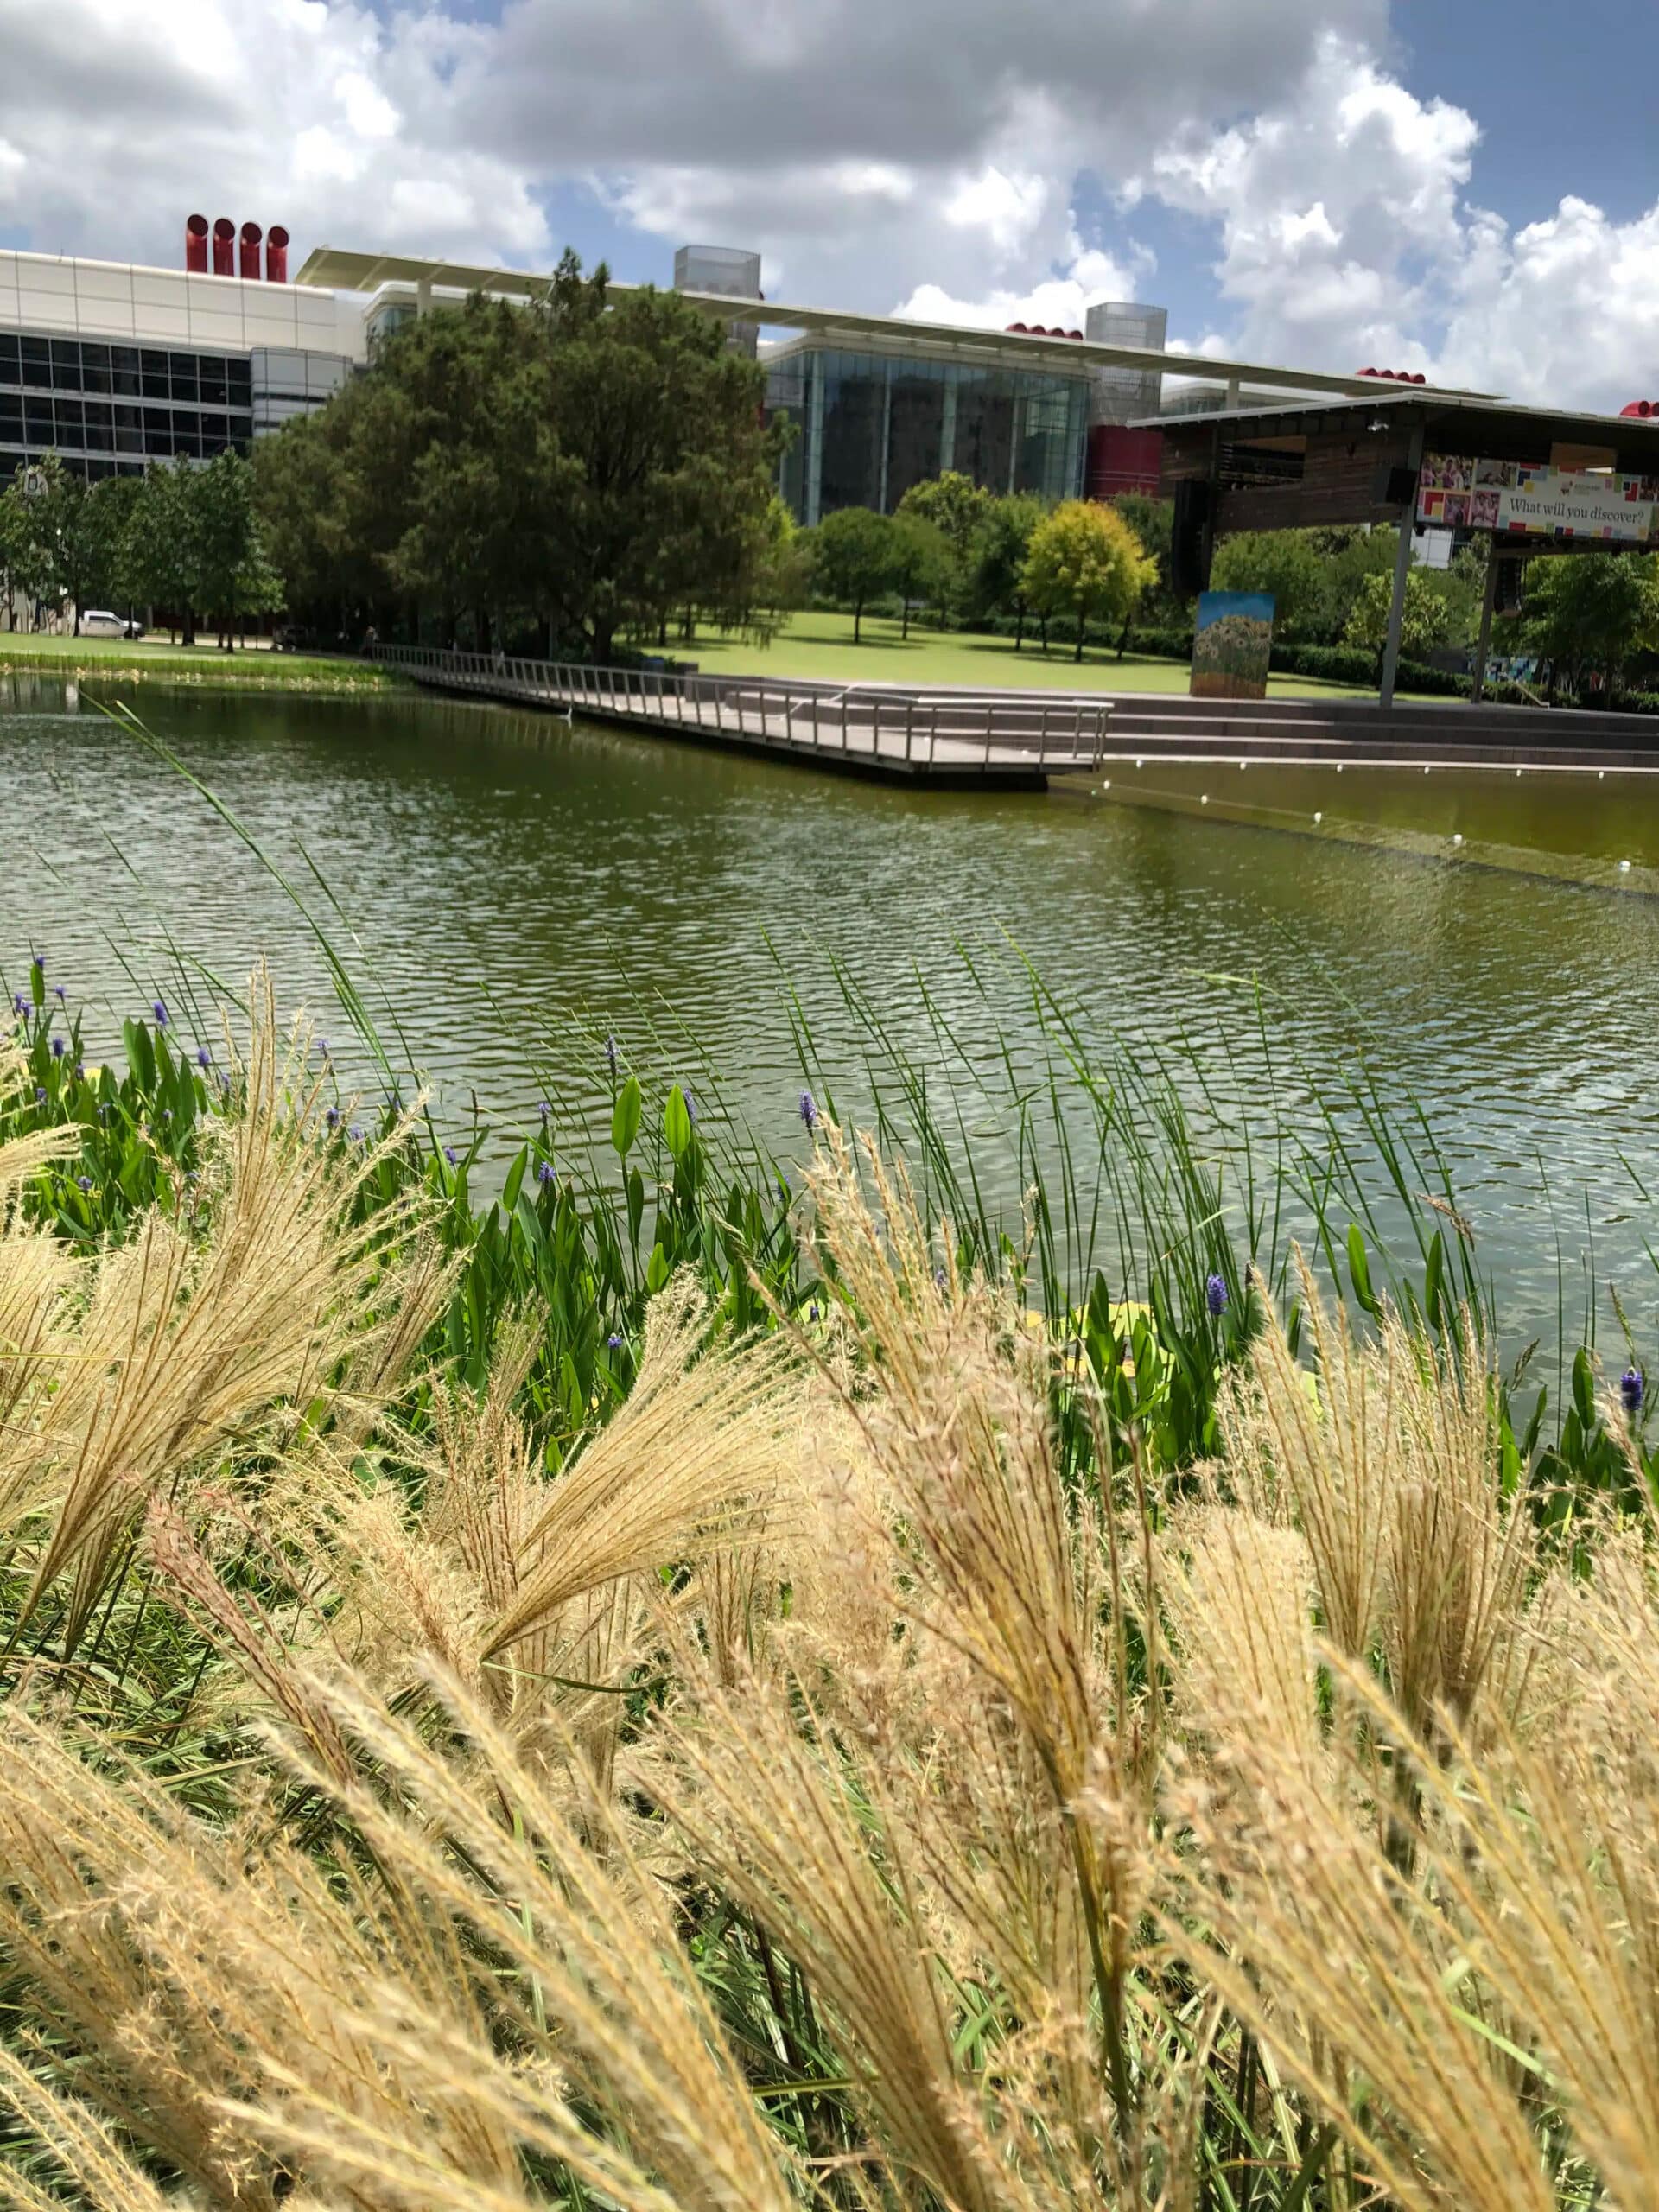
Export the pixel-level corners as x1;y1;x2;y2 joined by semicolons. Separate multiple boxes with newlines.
1171;479;1213;597
1381;464;1419;507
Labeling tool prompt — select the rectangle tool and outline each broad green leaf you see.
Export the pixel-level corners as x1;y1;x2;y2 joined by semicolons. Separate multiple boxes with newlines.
664;1085;692;1160
611;1075;642;1158
1346;1224;1379;1316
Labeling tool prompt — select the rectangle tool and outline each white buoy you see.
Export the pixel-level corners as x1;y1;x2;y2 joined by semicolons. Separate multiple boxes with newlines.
1620;859;1632;873
1101;779;1110;790
1452;833;1463;847
1201;794;1209;804
1135;758;1143;768
1424;765;1431;775
1599;770;1606;779
1313;810;1323;824
1337;763;1344;773
1239;759;1247;770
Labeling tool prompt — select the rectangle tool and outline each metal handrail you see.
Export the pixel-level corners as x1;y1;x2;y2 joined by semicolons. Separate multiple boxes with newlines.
365;644;1110;771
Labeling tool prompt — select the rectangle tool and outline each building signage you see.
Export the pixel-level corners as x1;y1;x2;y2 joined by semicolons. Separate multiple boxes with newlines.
1417;454;1657;542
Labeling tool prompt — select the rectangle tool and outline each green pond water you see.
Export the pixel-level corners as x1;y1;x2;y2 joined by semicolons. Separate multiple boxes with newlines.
3;671;1656;1352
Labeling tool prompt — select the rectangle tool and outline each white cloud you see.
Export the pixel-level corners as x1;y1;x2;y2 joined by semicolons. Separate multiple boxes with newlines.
3;0;1658;416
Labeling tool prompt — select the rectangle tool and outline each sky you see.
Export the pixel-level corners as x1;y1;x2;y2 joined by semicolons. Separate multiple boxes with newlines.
1;0;1656;411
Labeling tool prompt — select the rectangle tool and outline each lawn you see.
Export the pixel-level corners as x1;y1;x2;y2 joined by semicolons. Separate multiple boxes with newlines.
0;632;400;691
663;610;1386;698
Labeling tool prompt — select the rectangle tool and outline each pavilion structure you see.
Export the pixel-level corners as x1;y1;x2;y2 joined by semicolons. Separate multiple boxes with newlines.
1148;388;1659;707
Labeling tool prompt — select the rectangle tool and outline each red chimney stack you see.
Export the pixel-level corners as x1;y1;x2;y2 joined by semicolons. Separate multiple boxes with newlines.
211;218;235;276
238;220;263;280
266;224;289;284
185;213;209;273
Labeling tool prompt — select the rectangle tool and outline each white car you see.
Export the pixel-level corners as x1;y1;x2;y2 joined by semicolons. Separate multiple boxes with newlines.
79;611;143;639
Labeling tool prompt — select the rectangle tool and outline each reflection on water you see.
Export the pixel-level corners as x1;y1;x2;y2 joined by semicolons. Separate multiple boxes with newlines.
2;678;1656;1350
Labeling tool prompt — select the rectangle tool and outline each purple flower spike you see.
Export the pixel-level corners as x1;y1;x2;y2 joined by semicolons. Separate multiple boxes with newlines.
798;1090;818;1129
325;1107;340;1131
34;1086;45;1104
537;1160;556;1186
12;993;26;1017
537;1100;551;1122
50;1036;64;1059
604;1036;618;1073
348;1125;365;1143
152;1001;168;1027
317;1039;331;1060
607;1331;624;1349
1621;1367;1645;1415
1206;1273;1229;1316
76;1175;92;1193
196;1046;211;1069
53;984;65;1004
443;1146;458;1166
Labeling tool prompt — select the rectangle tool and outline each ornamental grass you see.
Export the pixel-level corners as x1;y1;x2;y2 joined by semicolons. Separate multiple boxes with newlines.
0;983;1653;2210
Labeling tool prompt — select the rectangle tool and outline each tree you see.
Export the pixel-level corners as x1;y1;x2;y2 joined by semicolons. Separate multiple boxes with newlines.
1344;569;1452;663
886;512;951;638
809;507;893;644
126;459;206;643
1513;550;1659;698
896;470;992;605
1209;529;1329;641
253;255;779;663
1020;499;1156;661
1109;493;1185;632
968;493;1046;647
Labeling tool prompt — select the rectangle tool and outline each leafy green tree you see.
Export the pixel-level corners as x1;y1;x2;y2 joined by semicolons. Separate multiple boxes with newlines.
1021;499;1156;661
4;455;129;633
1109;493;1185;632
896;469;992;604
126;459;205;643
969;492;1046;646
886;512;951;638
808;507;894;643
1513;550;1659;697
1209;529;1329;641
1344;568;1452;663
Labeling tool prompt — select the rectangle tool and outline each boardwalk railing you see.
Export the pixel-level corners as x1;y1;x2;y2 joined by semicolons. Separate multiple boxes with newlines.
367;644;1109;773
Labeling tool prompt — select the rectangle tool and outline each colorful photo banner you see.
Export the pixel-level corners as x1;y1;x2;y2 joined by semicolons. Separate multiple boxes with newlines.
1418;454;1658;542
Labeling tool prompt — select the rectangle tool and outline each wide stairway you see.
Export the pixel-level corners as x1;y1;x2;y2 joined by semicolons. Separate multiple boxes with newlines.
1091;692;1659;772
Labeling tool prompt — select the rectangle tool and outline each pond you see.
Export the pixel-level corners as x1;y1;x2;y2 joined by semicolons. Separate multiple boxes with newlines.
3;672;1656;1352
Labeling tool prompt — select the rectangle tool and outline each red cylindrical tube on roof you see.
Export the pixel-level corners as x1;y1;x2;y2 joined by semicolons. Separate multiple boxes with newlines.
238;220;262;280
212;218;235;276
185;213;210;273
266;225;289;283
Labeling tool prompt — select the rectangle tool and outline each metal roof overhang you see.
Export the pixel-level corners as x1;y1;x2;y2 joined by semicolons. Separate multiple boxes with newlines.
294;244;1492;404
1141;388;1659;469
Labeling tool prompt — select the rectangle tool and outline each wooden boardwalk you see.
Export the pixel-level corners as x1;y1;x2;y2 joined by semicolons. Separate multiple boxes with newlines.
369;645;1110;788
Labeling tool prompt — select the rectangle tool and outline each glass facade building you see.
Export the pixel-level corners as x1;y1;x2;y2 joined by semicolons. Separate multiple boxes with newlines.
767;343;1090;524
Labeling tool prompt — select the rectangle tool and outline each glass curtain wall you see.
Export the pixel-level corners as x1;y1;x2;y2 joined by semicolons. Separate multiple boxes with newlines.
0;331;254;478
766;345;1088;524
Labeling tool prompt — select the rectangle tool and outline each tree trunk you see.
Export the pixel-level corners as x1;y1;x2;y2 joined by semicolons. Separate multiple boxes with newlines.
1116;618;1131;662
854;599;862;645
1014;602;1025;652
181;608;196;646
901;594;911;639
1039;613;1049;653
1074;607;1084;663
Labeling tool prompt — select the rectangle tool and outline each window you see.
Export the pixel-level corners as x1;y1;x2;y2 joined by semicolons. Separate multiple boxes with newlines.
141;351;170;400
0;396;21;442
0;334;18;385
111;347;141;397
80;341;111;394
49;340;81;390
114;404;144;454
20;336;49;385
886;367;945;508
168;351;199;403
198;358;229;407
54;398;85;446
818;352;885;515
200;410;229;450
24;397;54;444
82;403;113;451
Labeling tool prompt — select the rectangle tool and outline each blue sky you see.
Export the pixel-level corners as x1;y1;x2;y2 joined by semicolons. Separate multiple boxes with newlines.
3;1;1657;410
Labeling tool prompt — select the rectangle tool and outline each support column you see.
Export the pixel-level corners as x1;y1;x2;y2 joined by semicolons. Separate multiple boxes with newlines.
1470;547;1499;703
878;360;893;512
939;374;957;476
1379;423;1427;711
416;275;432;318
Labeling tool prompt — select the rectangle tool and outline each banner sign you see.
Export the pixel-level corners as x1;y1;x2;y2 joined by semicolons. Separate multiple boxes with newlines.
1192;591;1275;702
1417;454;1657;542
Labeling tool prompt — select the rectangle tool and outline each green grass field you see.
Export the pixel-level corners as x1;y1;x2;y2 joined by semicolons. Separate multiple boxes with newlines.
0;632;399;690
665;611;1387;697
